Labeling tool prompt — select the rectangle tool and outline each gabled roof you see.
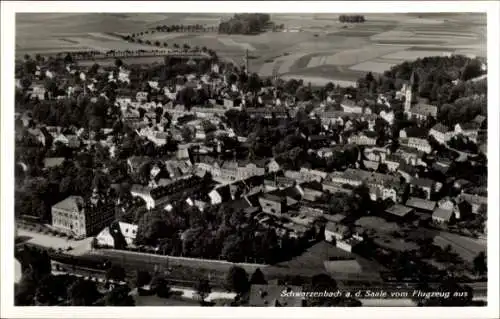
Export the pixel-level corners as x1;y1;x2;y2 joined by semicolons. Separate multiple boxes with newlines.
44;157;65;168
410;178;434;188
432;208;454;221
473;115;486;125
458;122;480;131
52;196;84;212
403;126;429;138
405;197;436;211
325;221;350;234
409;104;437;117
260;193;285;203
458;193;487;205
431;123;450;134
385;204;414;217
211;185;232;202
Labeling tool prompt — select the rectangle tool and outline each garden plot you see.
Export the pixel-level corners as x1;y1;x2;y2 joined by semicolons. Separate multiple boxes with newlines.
405;18;446;25
381;50;452;60
16;38;79;49
141;33;191;41
217;38;256;52
278;53;310;74
414;31;478;40
371;30;415;41
68;37;154;51
87;32;124;41
306;45;403;67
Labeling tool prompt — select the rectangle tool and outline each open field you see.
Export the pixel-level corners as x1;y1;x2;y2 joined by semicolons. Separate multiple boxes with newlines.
16;13;485;86
433;231;486;263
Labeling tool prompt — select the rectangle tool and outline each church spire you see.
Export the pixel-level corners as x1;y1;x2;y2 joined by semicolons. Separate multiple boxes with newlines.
410;70;416;86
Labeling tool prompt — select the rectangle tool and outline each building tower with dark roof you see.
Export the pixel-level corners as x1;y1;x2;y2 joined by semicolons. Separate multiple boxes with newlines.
244;49;249;75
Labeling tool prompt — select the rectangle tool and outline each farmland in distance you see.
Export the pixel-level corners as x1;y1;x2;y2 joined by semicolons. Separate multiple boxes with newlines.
16;12;486;87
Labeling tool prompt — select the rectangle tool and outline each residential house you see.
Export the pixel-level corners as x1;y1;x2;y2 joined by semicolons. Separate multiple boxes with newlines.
364;148;387;162
146;131;170;146
267;159;281;173
208;185;232;205
384;204;414;221
43;157;65;169
31;84;46;100
301;186;323;202
131;175;204;209
473;114;486;126
454;122;480;143
432;158;452;174
136;91;149;102
53;134;81;148
164;159;192;179
51;195;114;239
259;193;286;216
348;130;377;146
432;207;455;224
379;110;394;125
27;128;49;146
457;193;487;215
409;178;435;200
363;160;379;171
340;99;363;114
316;147;337;158
429;123;452;144
405;197;436;213
299;168;327;183
96;221;138;248
127;156;151;174
245;107;289;119
405;103;438;121
218;161;266;181
327;169;401;201
324;222;351;242
395;146;426;166
383;154;401;172
400;137;431;154
322;180;354;195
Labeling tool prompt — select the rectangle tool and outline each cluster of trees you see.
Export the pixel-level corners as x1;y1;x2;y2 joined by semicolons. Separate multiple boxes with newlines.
447;134;479;153
224;107;365;172
132;200;317;264
15;246;102;306
338;15;366;23
218;13;271;34
356;56;486;127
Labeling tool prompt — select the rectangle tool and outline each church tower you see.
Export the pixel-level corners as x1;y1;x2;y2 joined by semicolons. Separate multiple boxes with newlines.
244;49;249;75
404;71;415;112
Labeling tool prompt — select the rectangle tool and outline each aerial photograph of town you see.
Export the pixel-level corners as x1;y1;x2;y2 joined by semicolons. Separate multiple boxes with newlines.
9;9;491;310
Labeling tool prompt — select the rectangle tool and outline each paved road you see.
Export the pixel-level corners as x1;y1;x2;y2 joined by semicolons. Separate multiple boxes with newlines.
16;228;93;256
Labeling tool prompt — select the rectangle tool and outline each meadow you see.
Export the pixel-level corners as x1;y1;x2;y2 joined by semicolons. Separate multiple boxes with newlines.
16;12;486;87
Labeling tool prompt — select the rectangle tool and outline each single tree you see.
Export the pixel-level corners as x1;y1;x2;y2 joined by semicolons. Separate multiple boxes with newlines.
226;266;249;295
150;274;170;298
67;278;101;306
195;279;212;305
135;270;152;288
104;285;135;306
106;264;126;283
473;251;487;276
250;268;267;285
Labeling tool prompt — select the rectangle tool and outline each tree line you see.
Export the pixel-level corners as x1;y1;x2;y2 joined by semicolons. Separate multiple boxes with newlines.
339;15;366;23
218;13;272;35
